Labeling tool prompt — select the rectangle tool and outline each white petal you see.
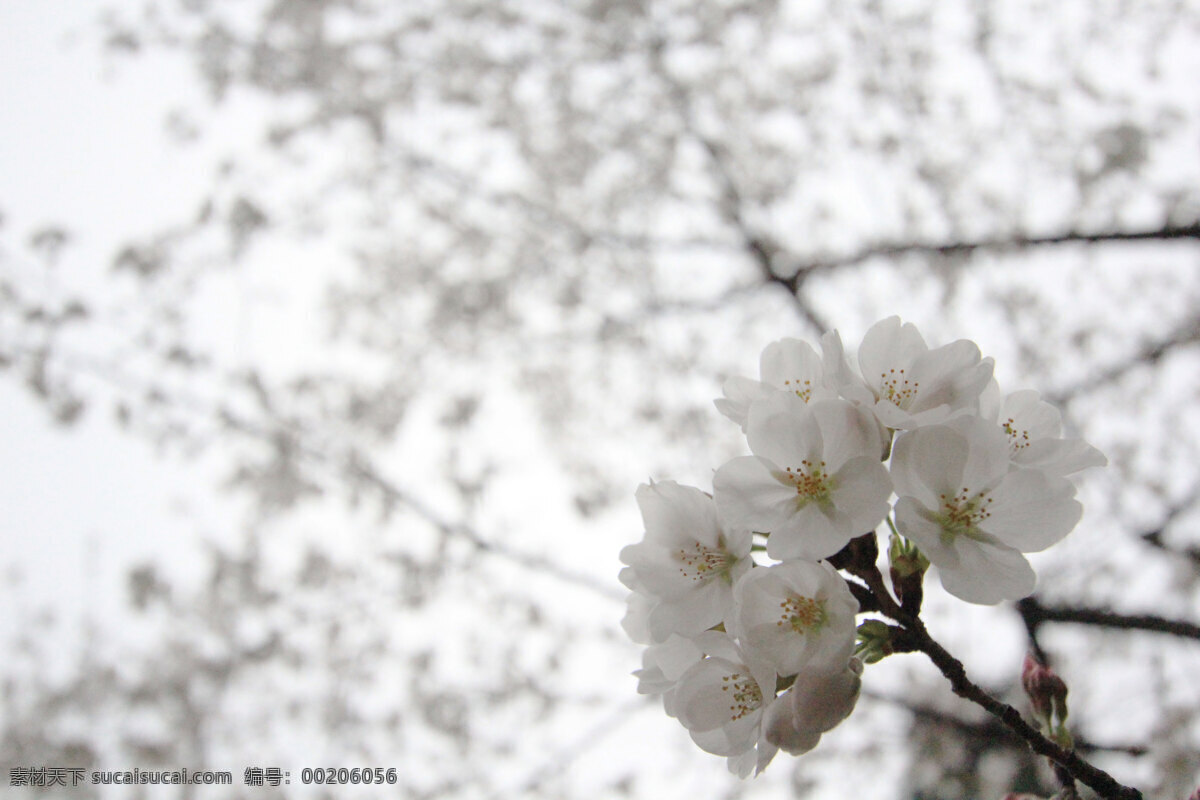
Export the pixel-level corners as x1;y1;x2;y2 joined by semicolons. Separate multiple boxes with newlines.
725;527;754;560
819;329;861;396
979;377;1002;422
805;622;856;672
636;480;723;549
725;746;758;778
908;340;991;414
620;592;655;644
675;657;763;735
830;456;892;533
1017;438;1107;476
692;630;743;662
891;426;965;503
617;565;641;591
619;542;676;597
985;468;1082;552
893;496;951;560
731;567;789;638
945;415;1011;493
752;733;779;776
936;536;1037;605
1004;389;1061;439
691;719;759;758
810;399;883;470
746;401;823;468
715;376;771;430
644;635;705;684
760;338;823;390
765;502;853;561
713;456;798;532
858;316;928;392
648;579;729;639
619;541;693;598
868;400;921;431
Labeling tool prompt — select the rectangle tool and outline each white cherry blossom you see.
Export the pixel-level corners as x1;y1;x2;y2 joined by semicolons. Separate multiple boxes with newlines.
843;316;994;430
715;333;846;430
891;416;1083;604
671;632;779;777
714;396;892;560
622;316;1107;777
980;382;1107;476
620;480;752;641
730;561;858;675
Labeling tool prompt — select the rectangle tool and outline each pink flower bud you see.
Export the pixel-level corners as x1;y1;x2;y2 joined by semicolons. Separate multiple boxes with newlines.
1021;652;1068;725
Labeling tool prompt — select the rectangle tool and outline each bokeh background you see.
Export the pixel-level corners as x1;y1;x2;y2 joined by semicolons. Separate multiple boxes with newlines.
2;1;1199;798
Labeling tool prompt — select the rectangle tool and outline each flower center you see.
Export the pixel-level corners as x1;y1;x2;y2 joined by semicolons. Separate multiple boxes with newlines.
1002;417;1031;453
936;487;994;541
784;460;834;507
782;377;813;403
720;671;763;721
676;539;735;584
880;367;919;409
777;594;827;634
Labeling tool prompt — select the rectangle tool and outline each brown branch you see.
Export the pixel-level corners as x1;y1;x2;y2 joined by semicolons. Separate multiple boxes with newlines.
845;547;1144;800
903;616;1143;800
1139;489;1200;568
867;693;1148;758
646;38;828;334
1018;596;1200;641
1141;528;1200;568
787;223;1200;277
693;136;830;334
844;577;882;613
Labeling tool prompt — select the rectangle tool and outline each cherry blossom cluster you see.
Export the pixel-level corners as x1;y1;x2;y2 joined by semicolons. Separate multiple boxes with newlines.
619;317;1105;777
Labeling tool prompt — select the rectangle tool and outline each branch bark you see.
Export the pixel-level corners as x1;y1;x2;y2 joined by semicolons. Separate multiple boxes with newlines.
1018;596;1200;641
787;222;1200;277
904;617;1142;800
834;536;1145;800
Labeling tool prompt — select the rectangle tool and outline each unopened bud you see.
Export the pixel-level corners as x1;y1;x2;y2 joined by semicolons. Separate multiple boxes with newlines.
888;533;929;578
1021;652;1072;748
1021;652;1069;726
855;619;895;664
764;658;863;755
888;534;929;612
